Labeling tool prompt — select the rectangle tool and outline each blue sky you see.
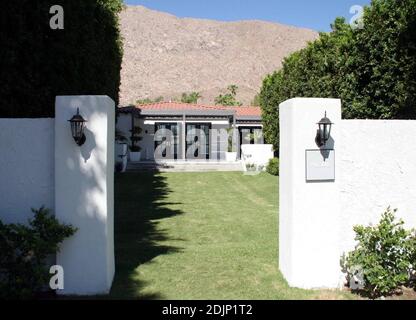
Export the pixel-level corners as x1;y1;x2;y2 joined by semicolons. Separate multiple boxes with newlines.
124;0;372;32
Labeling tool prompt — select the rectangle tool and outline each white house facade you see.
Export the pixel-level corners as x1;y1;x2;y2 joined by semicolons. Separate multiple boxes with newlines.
117;102;266;163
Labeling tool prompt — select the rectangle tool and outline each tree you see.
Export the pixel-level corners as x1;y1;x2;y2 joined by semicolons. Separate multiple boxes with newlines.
0;0;123;118
228;85;238;97
251;94;261;106
181;92;202;104
259;0;416;153
136;96;164;105
259;72;283;153
341;0;416;119
215;85;243;106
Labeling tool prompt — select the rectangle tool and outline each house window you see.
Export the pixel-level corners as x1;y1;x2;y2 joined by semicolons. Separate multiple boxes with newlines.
238;127;263;159
239;127;263;145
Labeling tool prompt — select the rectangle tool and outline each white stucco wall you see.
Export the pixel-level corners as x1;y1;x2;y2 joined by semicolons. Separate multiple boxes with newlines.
117;113;132;143
55;96;115;295
339;120;416;255
0;96;116;295
0;119;55;224
279;98;416;290
241;144;274;170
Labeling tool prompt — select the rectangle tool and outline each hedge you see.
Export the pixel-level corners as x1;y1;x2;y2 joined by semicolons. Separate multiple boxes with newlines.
260;0;416;153
0;1;123;118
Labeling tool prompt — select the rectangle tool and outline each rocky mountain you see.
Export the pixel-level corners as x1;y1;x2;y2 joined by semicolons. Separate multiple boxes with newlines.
119;5;318;106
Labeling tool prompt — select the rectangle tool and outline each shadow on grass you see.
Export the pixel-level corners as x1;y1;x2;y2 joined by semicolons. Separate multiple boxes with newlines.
110;171;184;300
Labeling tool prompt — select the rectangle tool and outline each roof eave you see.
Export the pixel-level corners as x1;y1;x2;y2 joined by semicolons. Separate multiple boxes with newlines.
236;116;262;121
139;109;235;117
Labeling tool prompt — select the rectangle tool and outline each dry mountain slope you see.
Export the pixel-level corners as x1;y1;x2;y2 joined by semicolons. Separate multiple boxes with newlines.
120;5;318;106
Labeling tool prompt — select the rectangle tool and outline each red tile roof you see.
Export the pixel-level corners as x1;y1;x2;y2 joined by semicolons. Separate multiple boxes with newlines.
132;102;262;117
136;101;227;111
230;106;262;117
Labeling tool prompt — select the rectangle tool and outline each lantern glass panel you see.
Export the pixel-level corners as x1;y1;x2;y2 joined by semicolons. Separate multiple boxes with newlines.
71;123;76;138
323;124;328;141
73;123;78;139
77;122;85;139
319;123;324;141
326;124;332;140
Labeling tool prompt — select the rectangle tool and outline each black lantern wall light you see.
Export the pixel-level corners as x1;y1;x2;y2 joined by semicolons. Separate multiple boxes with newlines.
315;111;333;147
68;108;87;146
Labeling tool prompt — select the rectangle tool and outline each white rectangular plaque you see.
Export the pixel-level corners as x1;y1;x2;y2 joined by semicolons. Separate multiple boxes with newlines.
306;149;335;181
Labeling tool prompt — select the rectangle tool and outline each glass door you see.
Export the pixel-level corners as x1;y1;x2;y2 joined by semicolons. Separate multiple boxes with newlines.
154;123;179;160
186;123;211;160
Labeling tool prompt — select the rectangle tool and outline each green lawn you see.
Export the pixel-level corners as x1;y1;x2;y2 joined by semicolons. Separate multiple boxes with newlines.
110;172;353;300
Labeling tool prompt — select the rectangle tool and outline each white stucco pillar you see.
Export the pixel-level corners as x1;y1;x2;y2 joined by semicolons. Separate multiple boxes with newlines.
279;98;342;289
55;96;115;295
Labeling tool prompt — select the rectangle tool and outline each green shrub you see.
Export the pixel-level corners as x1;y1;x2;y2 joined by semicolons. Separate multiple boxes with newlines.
411;232;416;287
181;92;202;104
136;96;164;105
215;85;243;106
342;208;416;298
0;207;77;299
266;158;279;176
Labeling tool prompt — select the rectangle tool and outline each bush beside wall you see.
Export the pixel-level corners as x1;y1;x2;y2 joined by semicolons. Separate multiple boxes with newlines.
0;207;77;299
266;158;279;176
342;208;416;298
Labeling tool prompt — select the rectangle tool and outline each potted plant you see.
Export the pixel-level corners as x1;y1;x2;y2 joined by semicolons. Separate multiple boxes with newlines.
245;163;258;175
225;127;237;162
246;163;256;171
249;130;264;144
129;126;142;162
